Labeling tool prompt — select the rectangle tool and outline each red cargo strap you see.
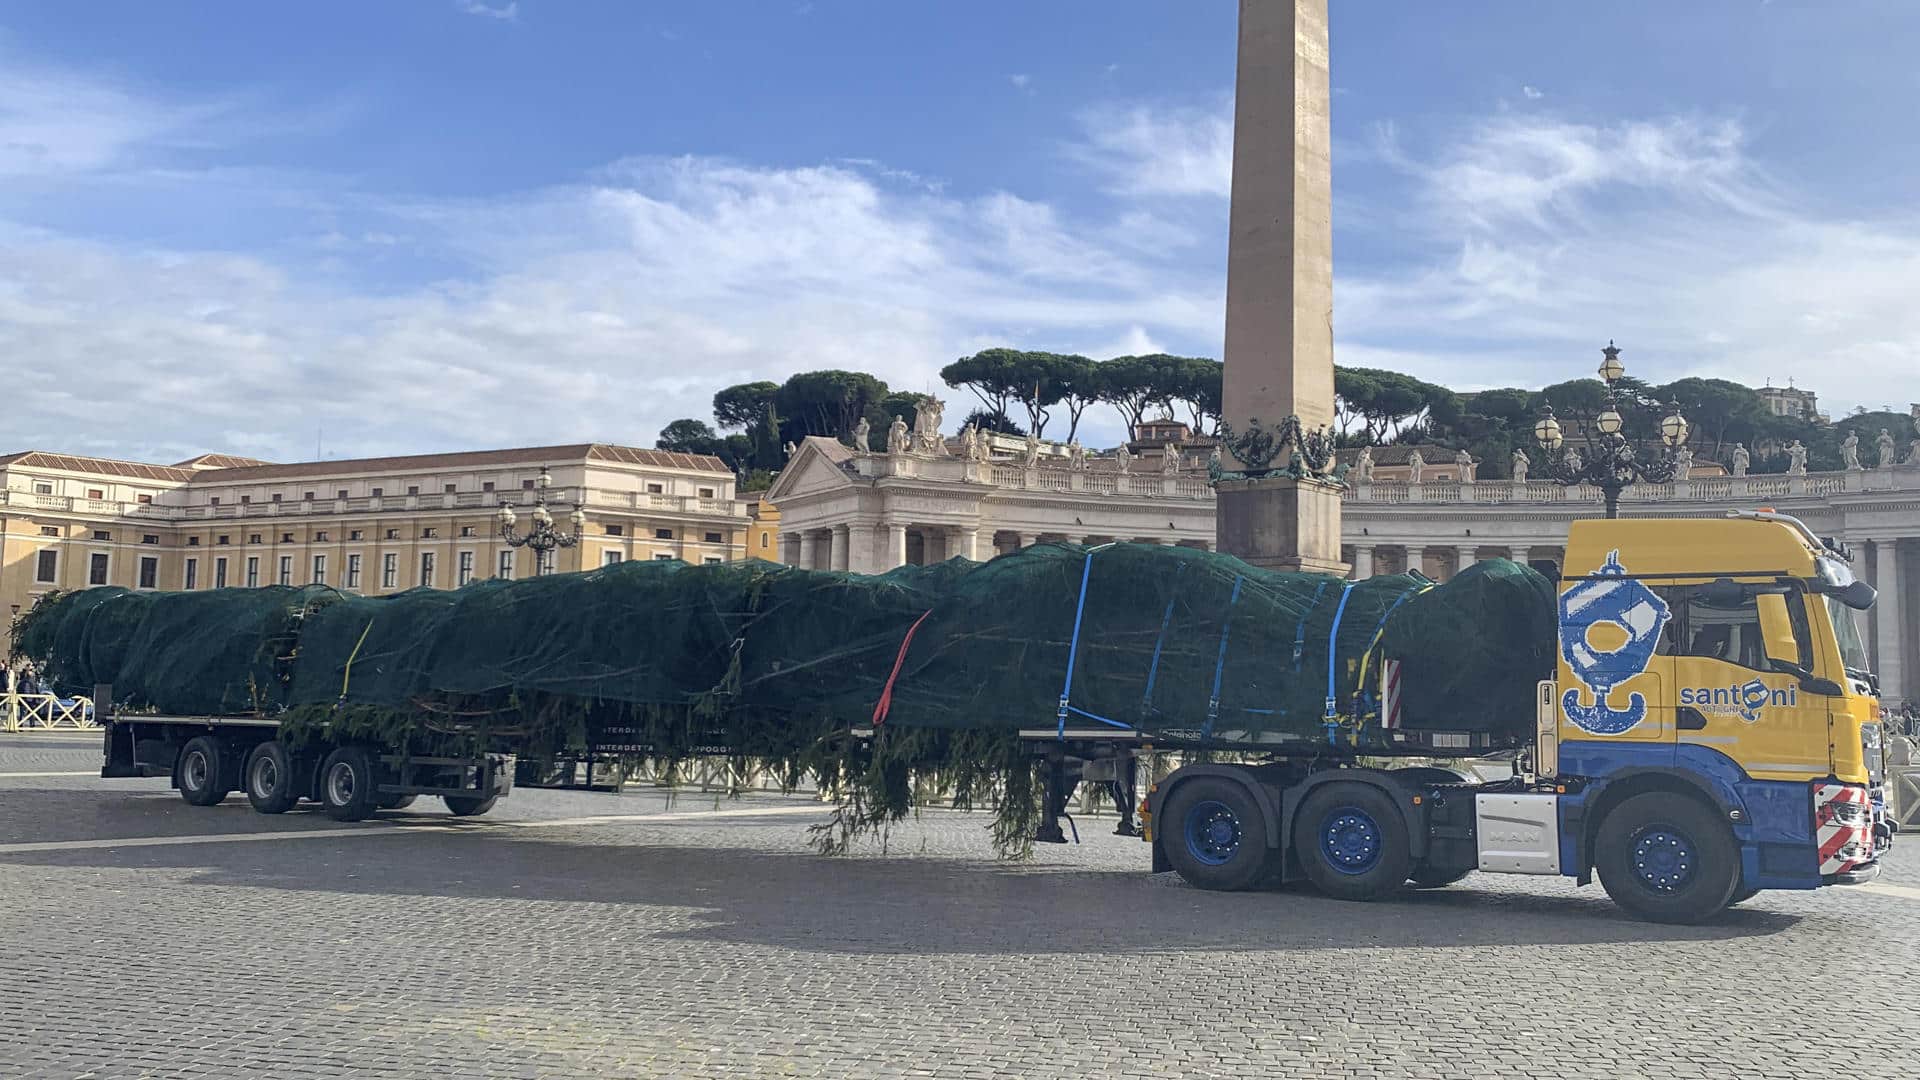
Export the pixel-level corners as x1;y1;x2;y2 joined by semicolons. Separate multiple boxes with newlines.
870;609;934;728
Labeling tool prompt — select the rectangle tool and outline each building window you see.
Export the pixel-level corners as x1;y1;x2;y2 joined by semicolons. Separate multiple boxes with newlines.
444;483;457;494
371;487;384;498
184;558;198;590
704;532;722;543
304;491;315;501
89;553;110;585
187;536;200;546
38;525;59;537
217;535;231;546
87;487;104;500
457;550;475;585
419;552;435;588
241;495;252;506
346;554;362;589
336;489;349;500
497;550;514;580
407;485;420;497
136;493;153;504
349;530;363;541
249;533;262;544
214;558;229;589
760;534;769;550
482;481;495;493
522;479;536;490
422;527;438;539
141;534;159;545
33;481;53;495
271;493;281;503
210;497;220;507
698;487;715;498
280;533;294;543
385;529;399;540
606;524;624;536
655;528;673;540
139;557;158;589
603;551;622;567
646;483;664;494
278;556;292;586
92;530;112;541
459;525;476;538
315;531;329;542
35;550;58;583
382;553;398;589
703;556;723;565
312;554;327;585
654;553;674;561
246;557;259;588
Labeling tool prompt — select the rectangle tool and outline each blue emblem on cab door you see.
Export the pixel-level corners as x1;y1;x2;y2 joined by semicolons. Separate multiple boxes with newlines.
1559;551;1670;735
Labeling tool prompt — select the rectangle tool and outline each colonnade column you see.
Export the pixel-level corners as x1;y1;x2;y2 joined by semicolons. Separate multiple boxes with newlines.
951;526;980;562
779;533;799;565
1016;533;1036;551
829;525;849;572
1351;545;1374;580
1455;544;1477;578
1874;537;1904;705
886;523;908;570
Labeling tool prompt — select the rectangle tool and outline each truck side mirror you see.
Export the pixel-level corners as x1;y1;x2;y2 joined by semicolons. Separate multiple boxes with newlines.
1836;581;1876;611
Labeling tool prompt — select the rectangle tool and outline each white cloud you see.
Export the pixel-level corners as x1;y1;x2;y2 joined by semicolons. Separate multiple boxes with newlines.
1522;85;1544;100
454;1;518;20
1009;74;1032;91
1070;100;1233;199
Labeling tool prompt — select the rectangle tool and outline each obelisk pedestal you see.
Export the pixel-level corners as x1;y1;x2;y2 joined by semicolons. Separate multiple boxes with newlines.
1214;0;1346;576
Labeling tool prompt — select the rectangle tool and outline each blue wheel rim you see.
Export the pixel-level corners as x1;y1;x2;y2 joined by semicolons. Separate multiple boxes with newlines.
1183;799;1243;866
1631;824;1697;893
1320;805;1383;875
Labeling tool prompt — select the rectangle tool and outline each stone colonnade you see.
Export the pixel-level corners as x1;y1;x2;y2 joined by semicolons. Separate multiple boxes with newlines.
1344;542;1564;583
779;525;1211;573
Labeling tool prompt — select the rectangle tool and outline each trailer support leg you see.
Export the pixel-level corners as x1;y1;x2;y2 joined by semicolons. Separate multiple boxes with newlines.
1036;750;1072;844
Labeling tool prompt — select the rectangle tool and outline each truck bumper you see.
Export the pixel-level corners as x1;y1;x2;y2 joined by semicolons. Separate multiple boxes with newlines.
1829;861;1881;886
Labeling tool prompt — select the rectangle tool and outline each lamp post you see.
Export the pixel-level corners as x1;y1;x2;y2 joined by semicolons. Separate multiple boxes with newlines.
1532;341;1689;520
497;466;587;575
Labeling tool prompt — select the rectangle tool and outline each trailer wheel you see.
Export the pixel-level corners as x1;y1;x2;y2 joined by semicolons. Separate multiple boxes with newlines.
442;794;498;817
1161;778;1270;891
176;736;230;807
318;747;381;822
1293;783;1412;902
243;741;300;814
377;794;418;811
1595;791;1739;924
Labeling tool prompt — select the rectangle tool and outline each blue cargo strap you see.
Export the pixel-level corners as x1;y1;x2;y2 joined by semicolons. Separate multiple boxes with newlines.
1323;582;1356;745
1056;551;1097;738
1350;581;1433;724
1200;576;1244;739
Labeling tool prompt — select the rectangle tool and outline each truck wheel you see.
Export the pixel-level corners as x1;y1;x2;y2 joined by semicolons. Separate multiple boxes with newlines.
176;736;230;807
243;741;300;814
318;747;381;822
1161;777;1270;891
442;794;498;817
1408;866;1473;889
1726;884;1761;906
1595;792;1740;924
1293;783;1412;902
377;794;418;811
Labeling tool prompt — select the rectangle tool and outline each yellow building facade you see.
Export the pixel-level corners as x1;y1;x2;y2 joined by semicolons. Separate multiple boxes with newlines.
1;444;747;654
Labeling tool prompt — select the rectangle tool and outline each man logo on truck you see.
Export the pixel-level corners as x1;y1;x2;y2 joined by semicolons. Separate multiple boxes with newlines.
1559;550;1670;735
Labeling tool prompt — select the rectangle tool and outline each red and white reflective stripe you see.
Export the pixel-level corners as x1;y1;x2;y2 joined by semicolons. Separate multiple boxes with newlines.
1380;659;1402;729
1814;783;1871;875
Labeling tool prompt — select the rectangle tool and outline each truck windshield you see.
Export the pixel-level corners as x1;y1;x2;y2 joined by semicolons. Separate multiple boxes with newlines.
1824;596;1872;677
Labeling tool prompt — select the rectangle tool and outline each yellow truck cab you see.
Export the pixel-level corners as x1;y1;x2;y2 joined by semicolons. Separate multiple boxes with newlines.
1548;510;1885;914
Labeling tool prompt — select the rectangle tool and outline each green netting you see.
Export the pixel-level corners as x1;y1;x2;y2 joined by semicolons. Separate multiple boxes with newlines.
1378;558;1559;731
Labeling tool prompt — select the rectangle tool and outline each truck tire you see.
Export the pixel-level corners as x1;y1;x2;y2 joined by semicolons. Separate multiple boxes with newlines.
1293;782;1413;902
1595;791;1740;924
1408;866;1473;889
318;746;381;822
442;794;498;817
377;794;418;811
176;736;230;807
1726;884;1762;906
1160;777;1271;891
243;740;300;815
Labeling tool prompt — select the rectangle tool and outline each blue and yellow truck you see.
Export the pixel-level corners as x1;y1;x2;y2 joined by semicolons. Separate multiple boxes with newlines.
1110;510;1890;923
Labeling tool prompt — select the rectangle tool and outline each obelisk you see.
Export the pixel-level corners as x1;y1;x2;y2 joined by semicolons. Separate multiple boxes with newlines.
1213;0;1346;574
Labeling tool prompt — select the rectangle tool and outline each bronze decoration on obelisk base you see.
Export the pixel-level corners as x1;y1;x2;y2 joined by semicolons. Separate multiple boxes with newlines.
1213;0;1348;575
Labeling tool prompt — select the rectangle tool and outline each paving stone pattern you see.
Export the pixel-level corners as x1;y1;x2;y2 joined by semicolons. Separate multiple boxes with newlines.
0;737;1915;1078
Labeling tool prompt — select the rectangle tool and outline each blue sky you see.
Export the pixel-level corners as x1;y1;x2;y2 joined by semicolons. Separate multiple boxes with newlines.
3;1;1917;462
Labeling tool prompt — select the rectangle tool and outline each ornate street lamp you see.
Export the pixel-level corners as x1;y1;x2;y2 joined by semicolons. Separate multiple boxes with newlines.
1532;341;1689;520
497;466;587;575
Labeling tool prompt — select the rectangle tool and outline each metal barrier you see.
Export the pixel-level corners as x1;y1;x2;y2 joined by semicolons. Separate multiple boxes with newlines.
2;691;98;733
1887;736;1919;830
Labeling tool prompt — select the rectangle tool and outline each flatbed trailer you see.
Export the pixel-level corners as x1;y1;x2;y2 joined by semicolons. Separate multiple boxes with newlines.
93;684;514;821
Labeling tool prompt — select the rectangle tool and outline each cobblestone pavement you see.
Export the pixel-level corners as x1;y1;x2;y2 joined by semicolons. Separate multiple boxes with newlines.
0;736;1915;1079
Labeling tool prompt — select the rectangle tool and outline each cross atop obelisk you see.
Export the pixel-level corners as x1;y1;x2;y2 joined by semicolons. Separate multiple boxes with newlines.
1214;0;1346;574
